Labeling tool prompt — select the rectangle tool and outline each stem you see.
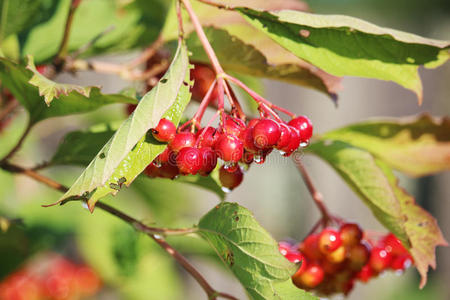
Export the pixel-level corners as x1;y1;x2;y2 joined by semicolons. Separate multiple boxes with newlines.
293;158;331;225
54;0;82;68
223;81;245;121
0;162;237;300
195;0;234;10
224;74;296;118
176;0;185;41
193;79;217;124
0;122;32;162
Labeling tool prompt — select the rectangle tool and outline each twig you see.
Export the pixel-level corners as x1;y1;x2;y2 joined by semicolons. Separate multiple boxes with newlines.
195;0;233;10
0;122;32;162
0;98;19;122
54;0;83;69
176;0;185;41
0;162;237;300
293;158;332;226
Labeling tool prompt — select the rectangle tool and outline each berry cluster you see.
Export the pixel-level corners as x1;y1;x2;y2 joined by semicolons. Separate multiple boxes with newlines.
279;224;413;296
143;114;313;190
0;254;101;300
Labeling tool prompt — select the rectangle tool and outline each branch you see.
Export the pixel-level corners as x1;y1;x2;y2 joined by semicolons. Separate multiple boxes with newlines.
0;162;237;300
195;0;234;10
292;158;332;226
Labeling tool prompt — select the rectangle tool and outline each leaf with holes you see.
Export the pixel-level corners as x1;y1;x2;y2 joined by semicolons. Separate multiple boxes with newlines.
306;140;447;287
238;8;450;103
198;202;317;300
0;57;137;124
53;42;191;211
321;114;450;177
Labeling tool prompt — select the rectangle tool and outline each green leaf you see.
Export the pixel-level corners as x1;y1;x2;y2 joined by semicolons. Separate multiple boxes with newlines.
21;0;169;63
306;140;447;287
0;57;137;124
198;202;316;300
321;114;450;177
163;1;341;100
238;8;450;103
378;161;447;288
176;166;225;200
0;0;42;41
56;42;191;211
26;56;91;106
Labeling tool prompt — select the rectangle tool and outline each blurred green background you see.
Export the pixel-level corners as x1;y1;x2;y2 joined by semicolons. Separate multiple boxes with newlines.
0;0;449;299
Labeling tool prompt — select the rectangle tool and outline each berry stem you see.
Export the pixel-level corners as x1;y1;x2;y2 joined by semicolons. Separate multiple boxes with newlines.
0;161;238;300
224;81;246;121
293;159;332;226
224;74;296;118
193;79;217;125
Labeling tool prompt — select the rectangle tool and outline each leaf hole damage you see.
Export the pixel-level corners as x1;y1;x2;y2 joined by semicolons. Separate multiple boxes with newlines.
160;78;168;83
299;29;310;38
99;153;106;159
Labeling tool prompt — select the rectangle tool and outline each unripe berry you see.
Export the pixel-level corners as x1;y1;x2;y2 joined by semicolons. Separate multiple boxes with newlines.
369;247;392;273
215;134;243;163
252;119;281;149
288;115;313;144
196;127;219;148
326;245;346;264
339;223;363;246
151;118;176;142
292;263;324;289
219;165;243;190
198;147;217;176
169;132;196;153
318;229;342;254
276;123;291;149
176;147;202;175
348;243;370;270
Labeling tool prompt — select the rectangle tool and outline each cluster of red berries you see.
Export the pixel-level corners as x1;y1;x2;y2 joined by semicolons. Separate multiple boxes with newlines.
143;114;313;191
0;254;101;300
279;224;413;296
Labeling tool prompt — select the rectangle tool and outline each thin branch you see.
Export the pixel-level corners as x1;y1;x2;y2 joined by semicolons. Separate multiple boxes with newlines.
195;0;234;10
0;98;19;122
176;0;185;41
293;158;332;225
0;122;32;162
0;162;237;300
54;0;82;68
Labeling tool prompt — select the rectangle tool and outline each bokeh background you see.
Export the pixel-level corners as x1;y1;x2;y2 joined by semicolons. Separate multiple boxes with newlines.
0;0;449;299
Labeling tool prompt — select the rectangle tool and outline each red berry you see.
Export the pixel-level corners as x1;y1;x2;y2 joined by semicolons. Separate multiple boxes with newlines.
158;163;180;179
380;233;408;256
390;254;413;271
299;234;323;261
196;127;219;148
292;263;324;289
169;132;196;152
176;147;202;175
318;229;342;254
356;265;373;282
369;247;392;273
219;165;243;190
339;223;363;246
278;241;293;256
247;118;260;129
348;243;370;270
285;252;304;264
190;63;219;102
152;118;176;142
222;116;246;136
280;126;301;156
198;147;217;176
288;115;313;144
145;163;161;177
240;127;260;153
276;123;291;149
215;134;243;163
252;119;281;149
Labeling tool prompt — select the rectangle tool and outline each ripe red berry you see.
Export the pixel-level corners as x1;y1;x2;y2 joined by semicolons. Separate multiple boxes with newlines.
356;265;373;282
278;241;293;256
145;163;161;177
380;233;408;256
348;243;370;270
288;115;313;144
276;122;291;149
280;126;301;156
152;118;176;142
252;119;281;149
215;134;243;163
219;165;243;190
390;254;413;271
222;116;246;136
319;229;342;254
247;118;260;128
158;163;180;179
196;126;219;148
340;223;363;246
369;247;392;273
292;263;324;289
240;127;260;153
285;252;304;264
169;132;196;153
299;234;323;261
176;147;202;175
190;63;219;102
198;147;217;176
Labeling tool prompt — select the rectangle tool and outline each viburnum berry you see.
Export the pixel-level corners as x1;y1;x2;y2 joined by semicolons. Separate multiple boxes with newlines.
348;243;370;270
190;63;219;102
240;127;260;153
299;234;323;261
176;147;202;175
151;118;176;142
276;122;291;149
325;245;346;264
356;265;373;283
288;115;313;145
222;115;246;136
368;247;392;273
196;126;219;148
280;126;301;156
215;134;243;163
198;147;217;176
318;229;342;254
380;233;407;255
169;132;196;153
292;263;325;289
219;165;243;190
339;223;363;246
390;254;412;271
285;252;304;264
252;119;281;149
